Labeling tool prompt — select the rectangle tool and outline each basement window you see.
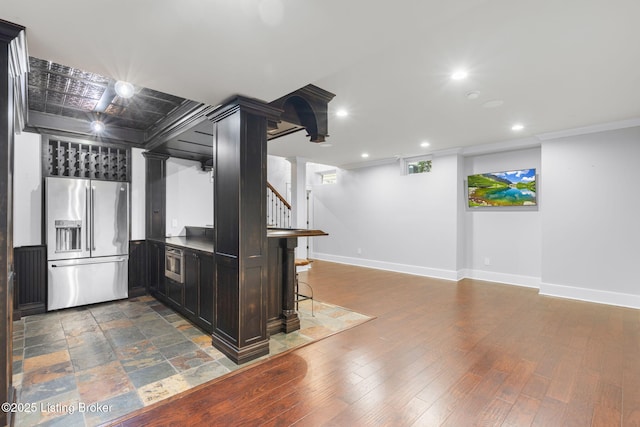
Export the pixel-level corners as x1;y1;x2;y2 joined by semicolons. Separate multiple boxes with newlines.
406;159;432;175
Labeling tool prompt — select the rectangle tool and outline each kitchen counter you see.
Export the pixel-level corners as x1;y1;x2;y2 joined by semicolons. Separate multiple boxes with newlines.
150;236;214;253
150;228;327;254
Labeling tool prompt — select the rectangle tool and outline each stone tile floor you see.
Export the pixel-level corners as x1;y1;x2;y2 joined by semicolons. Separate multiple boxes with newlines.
12;296;372;426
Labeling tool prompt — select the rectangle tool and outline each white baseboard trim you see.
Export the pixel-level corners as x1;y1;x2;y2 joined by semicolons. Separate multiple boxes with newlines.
540;282;640;310
462;269;541;289
310;252;459;281
309;254;640;309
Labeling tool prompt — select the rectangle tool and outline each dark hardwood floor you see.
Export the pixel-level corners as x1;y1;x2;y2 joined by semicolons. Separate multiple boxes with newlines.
110;261;640;426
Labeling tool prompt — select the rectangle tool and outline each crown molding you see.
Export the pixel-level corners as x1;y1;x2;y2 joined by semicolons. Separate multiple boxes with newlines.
460;137;540;157
535;117;640;141
0;19;24;43
338;157;398;170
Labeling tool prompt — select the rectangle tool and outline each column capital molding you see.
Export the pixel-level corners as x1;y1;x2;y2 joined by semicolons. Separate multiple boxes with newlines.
141;151;170;161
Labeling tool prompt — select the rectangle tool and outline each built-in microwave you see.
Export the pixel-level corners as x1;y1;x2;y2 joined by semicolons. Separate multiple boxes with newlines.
165;246;184;283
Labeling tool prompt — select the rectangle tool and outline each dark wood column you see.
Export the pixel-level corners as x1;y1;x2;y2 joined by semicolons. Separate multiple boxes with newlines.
0;18;25;427
209;97;281;364
280;237;300;332
266;236;300;335
142;151;169;239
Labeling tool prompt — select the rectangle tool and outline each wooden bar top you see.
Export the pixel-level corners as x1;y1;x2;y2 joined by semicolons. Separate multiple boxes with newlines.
149;229;327;254
266;228;328;238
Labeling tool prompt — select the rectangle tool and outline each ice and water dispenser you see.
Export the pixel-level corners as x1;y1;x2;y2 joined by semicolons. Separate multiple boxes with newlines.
54;219;83;253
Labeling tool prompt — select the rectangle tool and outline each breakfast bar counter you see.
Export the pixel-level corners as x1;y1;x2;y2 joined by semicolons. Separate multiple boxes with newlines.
265;229;328;334
148;228;327;336
152;228;327;255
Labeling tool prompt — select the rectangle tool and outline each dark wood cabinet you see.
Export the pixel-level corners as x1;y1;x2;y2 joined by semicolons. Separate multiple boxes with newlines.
128;240;147;297
147;240;165;297
166;279;183;307
143;152;168;239
181;248;214;332
147;241;213;333
13;245;47;318
198;253;214;329
184;251;198;316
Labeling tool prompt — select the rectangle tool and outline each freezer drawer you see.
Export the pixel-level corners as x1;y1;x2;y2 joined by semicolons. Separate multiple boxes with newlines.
47;256;128;310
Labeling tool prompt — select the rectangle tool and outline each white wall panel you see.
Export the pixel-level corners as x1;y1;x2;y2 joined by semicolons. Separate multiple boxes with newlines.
310;155;461;276
13;132;41;247
463;147;542;285
541;126;640;302
130;147;145;240
166;158;213;236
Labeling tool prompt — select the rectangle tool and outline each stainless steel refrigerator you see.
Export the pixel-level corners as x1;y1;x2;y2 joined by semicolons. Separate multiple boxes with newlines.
46;177;129;310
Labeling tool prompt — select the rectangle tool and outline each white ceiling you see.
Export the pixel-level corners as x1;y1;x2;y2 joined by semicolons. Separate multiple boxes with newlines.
4;0;640;167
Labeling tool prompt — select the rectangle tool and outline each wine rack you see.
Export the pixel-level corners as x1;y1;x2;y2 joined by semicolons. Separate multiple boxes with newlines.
44;139;130;182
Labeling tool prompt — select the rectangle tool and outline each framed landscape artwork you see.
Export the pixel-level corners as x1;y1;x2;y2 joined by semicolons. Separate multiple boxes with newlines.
467;168;537;207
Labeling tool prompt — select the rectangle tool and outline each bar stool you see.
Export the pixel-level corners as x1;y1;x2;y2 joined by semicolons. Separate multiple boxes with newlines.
294;258;314;316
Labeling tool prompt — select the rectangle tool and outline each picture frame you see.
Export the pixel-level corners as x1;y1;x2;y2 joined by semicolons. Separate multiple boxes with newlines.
467;168;537;208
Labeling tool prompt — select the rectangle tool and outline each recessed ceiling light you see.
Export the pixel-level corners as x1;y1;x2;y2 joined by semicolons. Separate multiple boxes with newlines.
114;80;135;98
482;99;504;109
420;141;430;148
361;153;369;158
336;109;348;117
451;70;468;80
511;123;525;131
318;142;333;148
91;120;105;133
466;91;480;100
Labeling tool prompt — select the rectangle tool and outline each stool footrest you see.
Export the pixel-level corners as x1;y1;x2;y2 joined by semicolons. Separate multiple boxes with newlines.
295;279;314;316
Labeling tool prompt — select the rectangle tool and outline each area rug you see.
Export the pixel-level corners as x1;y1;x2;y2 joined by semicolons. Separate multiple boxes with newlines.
11;296;373;426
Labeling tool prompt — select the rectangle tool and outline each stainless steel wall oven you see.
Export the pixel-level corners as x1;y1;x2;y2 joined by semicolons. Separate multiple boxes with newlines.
165;246;184;283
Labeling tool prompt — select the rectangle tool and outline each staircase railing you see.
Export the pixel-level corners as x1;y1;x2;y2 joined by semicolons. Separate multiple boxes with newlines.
267;182;291;228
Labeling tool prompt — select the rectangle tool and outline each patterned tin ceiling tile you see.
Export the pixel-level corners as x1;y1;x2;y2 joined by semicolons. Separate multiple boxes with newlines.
49;62;72;75
67;80;89;96
81;99;99;110
46;75;70;93
46;91;65;105
104;104;124;116
29;57;48;68
27;70;48;87
27;56;187;133
71;68;109;85
65;95;86;109
85;83;104;95
29;87;45;103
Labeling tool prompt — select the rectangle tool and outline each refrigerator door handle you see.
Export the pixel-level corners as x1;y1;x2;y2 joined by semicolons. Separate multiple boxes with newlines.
91;186;96;251
51;258;127;268
86;186;90;251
